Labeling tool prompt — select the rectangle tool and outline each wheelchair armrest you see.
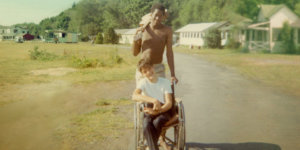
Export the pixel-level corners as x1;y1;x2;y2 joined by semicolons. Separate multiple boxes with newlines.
137;102;144;112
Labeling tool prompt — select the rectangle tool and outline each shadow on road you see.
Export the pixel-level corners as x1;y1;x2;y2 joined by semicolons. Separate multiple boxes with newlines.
185;142;281;150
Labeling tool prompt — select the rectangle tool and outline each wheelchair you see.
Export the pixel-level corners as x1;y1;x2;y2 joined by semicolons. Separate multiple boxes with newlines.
134;97;186;150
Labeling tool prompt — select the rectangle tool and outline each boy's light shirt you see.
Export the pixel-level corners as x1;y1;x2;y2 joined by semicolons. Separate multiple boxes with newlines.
137;77;172;104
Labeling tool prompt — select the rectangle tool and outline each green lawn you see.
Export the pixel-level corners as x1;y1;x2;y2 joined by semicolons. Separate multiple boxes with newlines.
0;42;138;85
0;42;137;149
175;46;300;98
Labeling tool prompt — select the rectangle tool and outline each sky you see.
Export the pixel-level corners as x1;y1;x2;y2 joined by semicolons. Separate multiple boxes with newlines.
0;0;80;26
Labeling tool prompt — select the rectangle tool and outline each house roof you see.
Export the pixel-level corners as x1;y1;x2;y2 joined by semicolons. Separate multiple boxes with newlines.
175;22;219;32
0;26;10;29
115;29;131;34
224;12;252;27
124;28;137;35
259;4;285;19
0;33;15;36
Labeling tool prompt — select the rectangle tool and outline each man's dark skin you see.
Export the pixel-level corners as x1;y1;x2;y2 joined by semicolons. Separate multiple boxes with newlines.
132;8;178;84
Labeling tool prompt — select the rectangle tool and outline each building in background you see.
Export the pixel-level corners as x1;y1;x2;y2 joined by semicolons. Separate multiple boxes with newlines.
0;26;28;41
175;22;228;47
115;28;136;44
246;4;300;52
44;30;79;43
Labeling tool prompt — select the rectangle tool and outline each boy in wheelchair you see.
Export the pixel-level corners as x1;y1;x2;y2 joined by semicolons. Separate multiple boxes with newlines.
132;59;173;150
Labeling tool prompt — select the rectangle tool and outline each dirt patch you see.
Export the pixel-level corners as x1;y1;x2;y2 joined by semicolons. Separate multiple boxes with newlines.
30;67;77;76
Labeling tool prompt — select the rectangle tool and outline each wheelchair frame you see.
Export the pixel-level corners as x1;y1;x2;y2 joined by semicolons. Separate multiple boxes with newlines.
134;98;186;150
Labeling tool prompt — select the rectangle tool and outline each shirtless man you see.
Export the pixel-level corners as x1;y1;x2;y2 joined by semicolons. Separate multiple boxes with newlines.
132;3;178;84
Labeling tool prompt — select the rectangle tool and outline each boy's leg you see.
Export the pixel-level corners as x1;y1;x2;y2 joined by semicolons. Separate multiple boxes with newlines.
152;112;171;136
143;114;159;150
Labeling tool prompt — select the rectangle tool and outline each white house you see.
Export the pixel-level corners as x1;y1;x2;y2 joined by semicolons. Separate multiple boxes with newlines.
116;28;137;44
175;22;228;47
0;26;28;41
246;4;300;51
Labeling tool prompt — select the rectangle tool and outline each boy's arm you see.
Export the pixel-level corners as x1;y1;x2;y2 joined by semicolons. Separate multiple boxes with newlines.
159;93;172;113
144;93;172;115
132;88;161;110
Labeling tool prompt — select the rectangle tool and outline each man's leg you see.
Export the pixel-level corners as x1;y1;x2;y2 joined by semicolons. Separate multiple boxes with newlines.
143;114;159;150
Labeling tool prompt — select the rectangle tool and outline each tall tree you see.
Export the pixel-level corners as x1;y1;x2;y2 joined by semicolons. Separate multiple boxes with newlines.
56;12;71;30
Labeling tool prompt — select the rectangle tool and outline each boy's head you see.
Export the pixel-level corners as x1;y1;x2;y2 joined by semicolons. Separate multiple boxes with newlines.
150;3;167;25
138;59;156;80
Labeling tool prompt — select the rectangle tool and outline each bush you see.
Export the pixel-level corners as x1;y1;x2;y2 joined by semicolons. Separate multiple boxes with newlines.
280;22;296;54
204;29;221;49
29;46;58;61
103;27;119;44
240;44;249;53
71;48;123;68
109;47;123;64
226;37;241;49
95;32;104;44
71;56;105;68
80;35;89;42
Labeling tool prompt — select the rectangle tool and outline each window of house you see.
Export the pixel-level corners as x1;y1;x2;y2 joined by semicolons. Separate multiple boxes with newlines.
62;33;66;38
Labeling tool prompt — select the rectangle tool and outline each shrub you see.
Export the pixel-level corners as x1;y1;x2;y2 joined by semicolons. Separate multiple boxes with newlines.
29;46;58;61
103;27;119;44
71;56;105;68
109;47;123;64
280;22;296;54
225;37;241;49
71;49;123;68
80;35;89;42
95;32;104;44
204;29;221;49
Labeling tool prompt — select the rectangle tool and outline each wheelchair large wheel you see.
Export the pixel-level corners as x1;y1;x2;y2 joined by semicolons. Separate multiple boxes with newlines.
161;99;186;150
134;103;145;150
176;101;186;150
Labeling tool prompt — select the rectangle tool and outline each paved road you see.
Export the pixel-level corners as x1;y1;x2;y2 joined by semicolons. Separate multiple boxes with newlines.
173;52;300;150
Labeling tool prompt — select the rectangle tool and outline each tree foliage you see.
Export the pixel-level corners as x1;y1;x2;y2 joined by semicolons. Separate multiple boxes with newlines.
95;32;104;44
8;0;300;39
104;27;118;44
204;29;221;49
280;22;296;54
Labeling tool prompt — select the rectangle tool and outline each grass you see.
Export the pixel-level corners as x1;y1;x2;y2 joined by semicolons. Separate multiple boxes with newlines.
56;98;133;149
174;46;300;98
0;41;137;148
0;41;138;85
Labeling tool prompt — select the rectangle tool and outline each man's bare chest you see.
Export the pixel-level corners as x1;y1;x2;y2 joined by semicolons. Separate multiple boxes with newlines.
143;28;167;42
